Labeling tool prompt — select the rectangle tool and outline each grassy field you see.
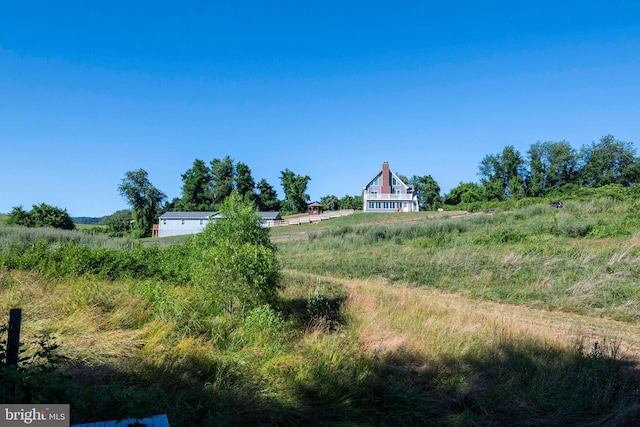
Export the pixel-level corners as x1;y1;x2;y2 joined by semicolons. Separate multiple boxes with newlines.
278;199;640;322
1;199;640;425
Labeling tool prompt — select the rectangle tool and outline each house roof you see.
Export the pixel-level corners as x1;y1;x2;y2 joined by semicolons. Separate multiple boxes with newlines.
159;211;220;220
307;202;323;207
257;211;282;220
363;168;411;190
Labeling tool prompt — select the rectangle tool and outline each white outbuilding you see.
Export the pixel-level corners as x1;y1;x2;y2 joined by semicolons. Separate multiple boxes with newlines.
157;211;220;238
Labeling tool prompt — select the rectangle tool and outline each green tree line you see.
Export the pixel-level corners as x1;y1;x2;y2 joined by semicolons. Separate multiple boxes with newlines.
445;135;640;206
116;157;321;237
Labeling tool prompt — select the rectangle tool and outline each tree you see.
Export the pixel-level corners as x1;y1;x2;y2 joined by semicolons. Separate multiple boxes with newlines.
444;182;483;205
255;178;281;211
338;194;363;210
478;146;526;201
235;162;256;203
478;153;505;201
279;169;311;214
210;156;235;206
190;192;280;320
320;195;339;211
578;135;639;187
118;169;166;237
526;141;579;197
178;159;213;211
6;203;75;230
5;206;30;227
525;143;546;198
103;209;133;236
410;175;442;210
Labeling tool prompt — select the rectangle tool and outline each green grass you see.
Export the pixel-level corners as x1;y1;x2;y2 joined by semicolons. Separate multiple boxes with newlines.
2;199;640;425
278;199;640;322
2;268;638;426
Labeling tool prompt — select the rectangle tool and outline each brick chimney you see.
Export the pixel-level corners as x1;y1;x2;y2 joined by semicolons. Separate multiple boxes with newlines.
381;162;391;194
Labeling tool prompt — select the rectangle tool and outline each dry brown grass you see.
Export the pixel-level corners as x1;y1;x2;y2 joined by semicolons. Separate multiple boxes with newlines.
285;270;640;364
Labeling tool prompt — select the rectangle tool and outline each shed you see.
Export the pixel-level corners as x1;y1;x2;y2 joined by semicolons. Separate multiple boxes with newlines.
157;211;220;238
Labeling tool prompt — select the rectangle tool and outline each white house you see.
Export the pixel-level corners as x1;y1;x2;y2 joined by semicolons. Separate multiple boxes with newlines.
362;162;419;212
157;211;220;238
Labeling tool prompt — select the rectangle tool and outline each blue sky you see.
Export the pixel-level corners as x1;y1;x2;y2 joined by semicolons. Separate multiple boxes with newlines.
1;1;640;216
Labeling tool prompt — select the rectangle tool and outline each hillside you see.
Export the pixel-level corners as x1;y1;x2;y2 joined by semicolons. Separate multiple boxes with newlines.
1;199;640;425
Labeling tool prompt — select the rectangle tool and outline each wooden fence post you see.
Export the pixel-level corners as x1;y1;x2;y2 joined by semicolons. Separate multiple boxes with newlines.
7;308;22;367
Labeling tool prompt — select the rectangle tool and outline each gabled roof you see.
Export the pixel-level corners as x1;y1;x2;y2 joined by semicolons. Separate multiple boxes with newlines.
363;169;411;190
159;211;220;220
258;211;282;220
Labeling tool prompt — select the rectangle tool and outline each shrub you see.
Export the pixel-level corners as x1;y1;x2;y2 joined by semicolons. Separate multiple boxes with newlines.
190;192;281;320
6;203;75;230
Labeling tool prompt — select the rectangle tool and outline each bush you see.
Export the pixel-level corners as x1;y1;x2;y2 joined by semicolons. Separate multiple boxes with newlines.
6;203;75;230
190;192;281;320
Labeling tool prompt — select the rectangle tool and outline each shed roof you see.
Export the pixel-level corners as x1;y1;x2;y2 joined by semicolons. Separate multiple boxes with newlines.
159;211;220;220
258;211;282;220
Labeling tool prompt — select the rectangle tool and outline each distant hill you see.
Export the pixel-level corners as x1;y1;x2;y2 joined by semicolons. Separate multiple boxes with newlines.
72;216;106;225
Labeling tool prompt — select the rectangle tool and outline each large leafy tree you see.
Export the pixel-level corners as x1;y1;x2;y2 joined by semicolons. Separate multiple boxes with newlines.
335;194;362;210
444;182;483;205
479;146;525;201
410;175;442;210
210;156;235;206
118;169;166;237
320;195;339;211
102;209;133;236
478;153;505;201
255;178;280;211
279;169;311;214
7;203;75;230
235;162;256;203
579;135;639;187
526;141;579;197
178;159;213;211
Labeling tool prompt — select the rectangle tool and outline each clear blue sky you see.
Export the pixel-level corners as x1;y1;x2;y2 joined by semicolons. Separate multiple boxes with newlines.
2;1;639;217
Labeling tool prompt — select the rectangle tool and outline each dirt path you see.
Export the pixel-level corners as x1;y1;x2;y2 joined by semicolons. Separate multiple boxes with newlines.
286;270;640;362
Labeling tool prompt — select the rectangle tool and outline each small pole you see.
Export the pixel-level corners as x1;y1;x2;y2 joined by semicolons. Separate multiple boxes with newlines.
7;308;22;367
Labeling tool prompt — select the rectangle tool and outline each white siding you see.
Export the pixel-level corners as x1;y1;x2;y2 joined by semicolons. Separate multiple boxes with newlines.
159;218;210;237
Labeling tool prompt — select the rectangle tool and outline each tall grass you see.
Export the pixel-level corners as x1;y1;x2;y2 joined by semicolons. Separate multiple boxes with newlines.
279;200;640;322
2;199;640;425
0;225;135;250
2;269;639;425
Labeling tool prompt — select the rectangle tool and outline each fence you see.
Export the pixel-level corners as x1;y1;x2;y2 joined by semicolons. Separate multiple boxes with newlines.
266;209;355;227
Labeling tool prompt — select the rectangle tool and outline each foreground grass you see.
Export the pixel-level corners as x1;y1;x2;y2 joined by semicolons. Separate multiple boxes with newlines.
2;267;639;425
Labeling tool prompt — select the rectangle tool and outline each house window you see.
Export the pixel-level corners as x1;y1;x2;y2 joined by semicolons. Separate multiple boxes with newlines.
392;176;398;186
376;202;381;209
370;176;380;186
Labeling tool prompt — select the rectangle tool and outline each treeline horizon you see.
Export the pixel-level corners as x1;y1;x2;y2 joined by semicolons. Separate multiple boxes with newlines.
444;134;639;206
5;134;639;237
